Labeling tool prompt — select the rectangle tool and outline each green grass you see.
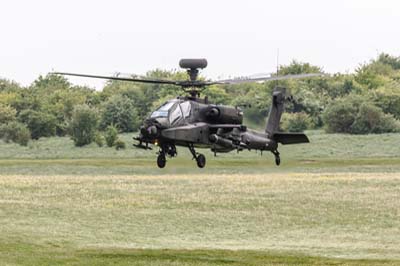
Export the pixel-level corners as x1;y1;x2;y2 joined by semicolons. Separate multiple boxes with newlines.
1;244;399;265
1;132;400;265
1;130;400;160
0;130;400;175
1;173;400;265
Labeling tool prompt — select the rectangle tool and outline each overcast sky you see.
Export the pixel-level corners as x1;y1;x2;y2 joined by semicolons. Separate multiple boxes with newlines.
1;0;399;89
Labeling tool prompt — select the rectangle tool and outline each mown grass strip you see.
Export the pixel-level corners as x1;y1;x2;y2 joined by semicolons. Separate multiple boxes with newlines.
1;241;399;266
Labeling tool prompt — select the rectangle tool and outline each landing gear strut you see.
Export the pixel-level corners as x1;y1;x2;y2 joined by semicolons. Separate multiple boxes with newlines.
188;143;206;168
272;150;280;166
156;143;177;168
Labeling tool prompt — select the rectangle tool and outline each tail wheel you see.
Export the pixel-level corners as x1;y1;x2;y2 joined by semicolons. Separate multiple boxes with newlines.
272;150;280;166
196;154;206;168
157;154;166;168
275;156;280;166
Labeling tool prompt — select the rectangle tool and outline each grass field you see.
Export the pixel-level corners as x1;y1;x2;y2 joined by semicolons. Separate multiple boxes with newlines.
1;131;400;265
0;131;400;175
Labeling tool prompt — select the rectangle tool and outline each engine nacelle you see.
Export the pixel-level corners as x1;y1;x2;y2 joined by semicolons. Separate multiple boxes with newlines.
205;106;243;124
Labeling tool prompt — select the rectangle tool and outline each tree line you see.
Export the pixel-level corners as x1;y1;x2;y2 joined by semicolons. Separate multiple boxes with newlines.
1;53;400;147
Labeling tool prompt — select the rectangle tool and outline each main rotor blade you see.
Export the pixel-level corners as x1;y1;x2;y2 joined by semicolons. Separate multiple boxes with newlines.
52;72;180;86
210;73;326;85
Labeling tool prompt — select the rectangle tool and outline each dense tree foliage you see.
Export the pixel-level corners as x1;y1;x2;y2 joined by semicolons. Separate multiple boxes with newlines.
100;95;139;132
323;96;400;134
18;109;57;139
281;112;312;132
0;104;17;124
1;53;400;146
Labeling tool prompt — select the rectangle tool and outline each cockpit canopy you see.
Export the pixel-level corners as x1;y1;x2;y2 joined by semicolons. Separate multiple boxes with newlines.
150;101;175;118
151;100;191;125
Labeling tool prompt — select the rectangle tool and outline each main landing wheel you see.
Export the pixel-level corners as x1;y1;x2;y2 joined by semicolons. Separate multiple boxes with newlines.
196;154;206;168
157;154;166;168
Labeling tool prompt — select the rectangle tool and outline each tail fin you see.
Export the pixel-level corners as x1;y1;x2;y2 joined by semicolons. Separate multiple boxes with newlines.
265;87;286;135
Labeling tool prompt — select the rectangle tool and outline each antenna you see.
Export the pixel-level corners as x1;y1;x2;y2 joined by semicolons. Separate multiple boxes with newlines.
276;48;280;87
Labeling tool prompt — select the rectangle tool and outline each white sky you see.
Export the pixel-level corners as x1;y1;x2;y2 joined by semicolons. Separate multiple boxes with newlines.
0;0;399;89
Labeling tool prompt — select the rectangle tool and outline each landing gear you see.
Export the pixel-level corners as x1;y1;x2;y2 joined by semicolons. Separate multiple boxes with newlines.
165;144;177;157
196;154;206;168
156;143;176;168
155;142;207;168
272;150;281;166
157;153;166;168
275;156;280;166
188;143;206;168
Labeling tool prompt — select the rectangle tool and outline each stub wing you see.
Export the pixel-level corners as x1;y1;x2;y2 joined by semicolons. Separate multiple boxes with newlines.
208;124;244;129
273;132;309;145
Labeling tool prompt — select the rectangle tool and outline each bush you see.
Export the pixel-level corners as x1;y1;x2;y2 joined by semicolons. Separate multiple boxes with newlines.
378;114;400;133
373;85;400;119
100;95;139;132
281;112;312;132
0;121;31;146
351;103;400;134
18;110;57;139
322;99;359;133
94;133;104;147
323;98;400;134
70;105;98;147
0;104;17;125
105;125;118;147
114;139;126;150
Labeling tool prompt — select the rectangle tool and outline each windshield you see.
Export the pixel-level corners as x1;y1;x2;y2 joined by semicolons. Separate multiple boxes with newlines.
180;101;191;118
151;101;175;118
170;104;183;125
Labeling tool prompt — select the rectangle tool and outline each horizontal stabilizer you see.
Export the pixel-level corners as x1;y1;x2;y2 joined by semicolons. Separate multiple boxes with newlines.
273;132;309;145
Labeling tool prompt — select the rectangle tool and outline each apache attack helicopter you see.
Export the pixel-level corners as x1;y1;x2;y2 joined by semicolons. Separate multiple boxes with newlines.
54;59;322;168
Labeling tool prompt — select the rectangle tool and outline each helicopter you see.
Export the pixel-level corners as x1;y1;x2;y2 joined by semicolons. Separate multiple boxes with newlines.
54;59;323;168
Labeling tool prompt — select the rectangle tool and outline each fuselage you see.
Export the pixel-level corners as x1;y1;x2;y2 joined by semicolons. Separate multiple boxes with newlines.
138;97;277;153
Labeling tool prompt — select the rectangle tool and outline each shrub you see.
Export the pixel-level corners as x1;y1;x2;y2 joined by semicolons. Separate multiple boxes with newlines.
70;105;98;147
104;125;118;147
351;103;400;134
114;139;126;150
373;85;400;119
0;104;17;125
377;114;400;133
323;98;400;134
18;110;57;139
0;121;31;146
281;112;312;132
94;133;104;147
322;99;359;133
